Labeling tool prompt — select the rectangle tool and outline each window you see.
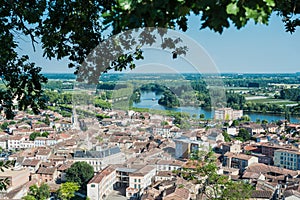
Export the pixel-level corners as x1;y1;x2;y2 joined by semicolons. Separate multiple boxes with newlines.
134;184;137;189
134;179;137;182
91;184;95;188
138;179;141;183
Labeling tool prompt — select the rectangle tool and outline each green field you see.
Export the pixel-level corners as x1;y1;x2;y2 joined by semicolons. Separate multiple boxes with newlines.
246;97;297;105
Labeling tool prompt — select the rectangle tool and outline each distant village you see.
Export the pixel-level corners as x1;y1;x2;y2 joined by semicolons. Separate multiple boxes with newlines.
0;106;300;200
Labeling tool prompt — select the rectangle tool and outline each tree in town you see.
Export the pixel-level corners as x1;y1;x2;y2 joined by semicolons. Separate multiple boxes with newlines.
65;162;94;190
179;149;253;199
58;182;80;200
232;120;240;127
222;131;231;142
237;128;251;141
22;183;50;200
200;113;205;119
29;131;48;141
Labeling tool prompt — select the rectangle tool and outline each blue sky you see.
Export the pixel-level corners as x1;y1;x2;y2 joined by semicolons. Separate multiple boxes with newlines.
18;14;300;74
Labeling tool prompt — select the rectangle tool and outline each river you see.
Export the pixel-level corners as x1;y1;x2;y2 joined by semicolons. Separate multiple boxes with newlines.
133;92;300;123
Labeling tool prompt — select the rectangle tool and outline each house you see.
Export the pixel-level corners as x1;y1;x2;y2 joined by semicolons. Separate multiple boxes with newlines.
273;149;300;170
174;137;210;159
36;166;58;183
207;130;224;142
250;190;274;200
100;118;113;126
57;161;73;182
284;190;300;200
34;137;57;147
126;165;156;199
152;126;172;138
73;146;125;172
21;159;41;173
226;127;238;136
162;187;191;200
0;137;7;150
223;153;259;174
242;123;265;135
87;166;116;200
221;142;241;154
214;108;243;120
7;135;25;150
155;171;175;182
264;123;279;133
35;149;51;161
156;160;183;172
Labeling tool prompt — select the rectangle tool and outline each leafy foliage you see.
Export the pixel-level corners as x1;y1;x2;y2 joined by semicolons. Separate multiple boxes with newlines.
238;128;251;141
0;0;299;118
0;160;15;191
22;183;50;200
58;182;80;200
29;131;49;141
179;149;253;199
158;90;180;108
65;162;94;190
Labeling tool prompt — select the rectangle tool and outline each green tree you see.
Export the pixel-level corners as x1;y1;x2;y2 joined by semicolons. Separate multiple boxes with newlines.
0;122;9;130
58;182;80;200
0;160;14;191
44;115;50;126
65;162;94;190
29;132;42;141
241;115;251;122
180;149;252;199
238;128;251;141
232;120;239;126
41;132;49;137
22;183;50;200
222;131;231;142
199;113;205;119
22;195;36;200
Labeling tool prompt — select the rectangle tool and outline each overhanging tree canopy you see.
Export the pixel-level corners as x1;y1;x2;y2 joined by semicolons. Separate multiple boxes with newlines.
0;0;299;118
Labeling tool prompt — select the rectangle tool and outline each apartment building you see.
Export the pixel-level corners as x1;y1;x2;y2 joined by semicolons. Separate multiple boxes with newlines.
223;152;258;174
126;165;156;199
274;149;300;170
174;137;210;159
87;166;116;200
214;108;243;121
73;146;125;172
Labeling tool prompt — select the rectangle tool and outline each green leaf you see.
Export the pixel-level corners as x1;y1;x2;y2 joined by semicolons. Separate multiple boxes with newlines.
117;0;132;10
263;0;275;7
226;3;239;15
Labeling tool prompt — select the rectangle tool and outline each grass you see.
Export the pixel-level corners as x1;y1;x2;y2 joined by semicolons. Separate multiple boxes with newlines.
246;98;295;104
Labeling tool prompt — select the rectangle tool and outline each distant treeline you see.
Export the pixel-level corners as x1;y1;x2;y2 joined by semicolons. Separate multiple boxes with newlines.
277;88;300;101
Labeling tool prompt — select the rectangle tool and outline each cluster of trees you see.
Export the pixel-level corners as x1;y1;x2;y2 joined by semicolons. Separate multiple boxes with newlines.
278;88;300;101
158;91;180;108
97;83;128;90
177;149;253;199
43;91;72;105
22;182;81;200
236;128;251;142
43;81;74;91
243;102;285;113
0;120;16;131
94;98;112;110
29;132;49;141
21;161;93;200
226;92;246;109
65;161;94;191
